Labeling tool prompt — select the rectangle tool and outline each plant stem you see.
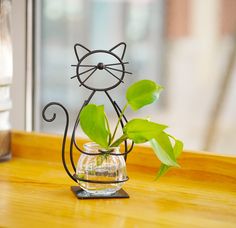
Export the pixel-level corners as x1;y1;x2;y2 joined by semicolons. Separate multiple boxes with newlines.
110;134;128;147
104;114;112;145
110;103;128;144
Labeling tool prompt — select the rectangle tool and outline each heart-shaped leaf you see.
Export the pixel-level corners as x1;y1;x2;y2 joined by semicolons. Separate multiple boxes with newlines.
155;138;183;179
80;104;110;148
149;132;179;167
126;80;163;111
124;119;167;143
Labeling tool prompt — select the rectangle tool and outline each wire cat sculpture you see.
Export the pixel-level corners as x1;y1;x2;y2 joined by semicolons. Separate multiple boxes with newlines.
42;42;133;183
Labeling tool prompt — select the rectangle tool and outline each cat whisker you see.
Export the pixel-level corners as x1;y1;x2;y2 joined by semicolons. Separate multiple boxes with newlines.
79;68;97;86
71;64;96;67
71;67;96;79
71;75;78;79
104;68;124;83
105;66;132;75
105;62;129;67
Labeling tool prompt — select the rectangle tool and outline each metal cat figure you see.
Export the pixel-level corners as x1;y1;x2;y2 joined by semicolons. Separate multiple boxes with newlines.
42;42;133;184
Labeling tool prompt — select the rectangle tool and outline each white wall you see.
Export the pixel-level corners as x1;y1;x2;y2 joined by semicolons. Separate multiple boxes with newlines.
10;0;26;130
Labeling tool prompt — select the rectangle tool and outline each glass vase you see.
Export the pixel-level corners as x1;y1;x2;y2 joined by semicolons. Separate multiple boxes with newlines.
76;142;127;195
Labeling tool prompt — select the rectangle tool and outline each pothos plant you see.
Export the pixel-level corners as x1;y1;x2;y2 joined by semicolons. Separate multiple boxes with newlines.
80;80;183;178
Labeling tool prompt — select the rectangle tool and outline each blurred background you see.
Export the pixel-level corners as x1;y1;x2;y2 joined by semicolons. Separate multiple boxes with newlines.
11;0;236;154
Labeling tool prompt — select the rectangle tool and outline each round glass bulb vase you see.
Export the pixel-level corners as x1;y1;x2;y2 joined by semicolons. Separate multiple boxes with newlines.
76;142;127;195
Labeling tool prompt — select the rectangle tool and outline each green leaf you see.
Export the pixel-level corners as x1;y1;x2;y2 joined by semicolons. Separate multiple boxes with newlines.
155;164;170;179
150;132;179;167
173;139;183;158
124;119;167;143
80;104;110;148
126;80;163;111
155;137;183;179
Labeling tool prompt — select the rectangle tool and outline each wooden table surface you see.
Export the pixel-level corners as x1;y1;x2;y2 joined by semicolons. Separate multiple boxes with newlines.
1;131;236;227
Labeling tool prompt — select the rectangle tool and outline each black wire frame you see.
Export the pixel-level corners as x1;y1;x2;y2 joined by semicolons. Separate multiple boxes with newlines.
76;50;124;91
42;42;134;184
42;99;133;184
71;42;132;91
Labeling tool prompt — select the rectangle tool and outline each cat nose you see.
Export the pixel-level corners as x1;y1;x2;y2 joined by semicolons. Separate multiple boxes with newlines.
97;62;105;70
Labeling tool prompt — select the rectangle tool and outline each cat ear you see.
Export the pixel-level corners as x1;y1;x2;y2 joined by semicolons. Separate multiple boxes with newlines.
109;42;126;60
74;44;91;62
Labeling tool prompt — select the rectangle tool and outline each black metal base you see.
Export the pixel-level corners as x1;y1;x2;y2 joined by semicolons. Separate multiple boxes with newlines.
71;186;129;199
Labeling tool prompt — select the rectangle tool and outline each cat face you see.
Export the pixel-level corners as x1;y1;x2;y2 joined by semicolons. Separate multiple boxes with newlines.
71;42;132;91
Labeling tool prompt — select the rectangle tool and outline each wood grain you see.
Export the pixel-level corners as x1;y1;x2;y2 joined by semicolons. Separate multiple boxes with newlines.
0;131;235;227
